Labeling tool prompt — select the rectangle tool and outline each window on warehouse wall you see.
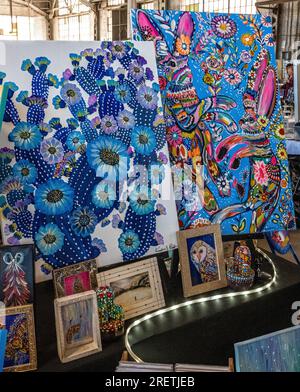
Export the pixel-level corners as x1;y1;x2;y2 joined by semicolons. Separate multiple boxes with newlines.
53;0;94;40
141;2;155;10
105;0;127;40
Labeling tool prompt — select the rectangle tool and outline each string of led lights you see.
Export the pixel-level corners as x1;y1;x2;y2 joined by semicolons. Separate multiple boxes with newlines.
125;247;277;363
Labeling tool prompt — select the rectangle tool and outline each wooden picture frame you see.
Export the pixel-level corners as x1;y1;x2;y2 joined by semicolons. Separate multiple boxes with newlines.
54;290;101;363
0;244;35;307
1;304;37;372
177;225;227;298
0;328;7;373
97;257;165;320
52;259;98;298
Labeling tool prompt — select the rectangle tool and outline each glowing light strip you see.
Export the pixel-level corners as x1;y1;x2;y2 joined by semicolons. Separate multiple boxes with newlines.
125;248;277;363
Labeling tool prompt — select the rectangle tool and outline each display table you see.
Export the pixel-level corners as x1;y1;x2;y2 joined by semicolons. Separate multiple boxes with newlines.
35;253;300;371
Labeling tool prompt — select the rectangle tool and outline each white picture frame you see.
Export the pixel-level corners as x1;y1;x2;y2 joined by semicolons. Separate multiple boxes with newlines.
97;257;165;320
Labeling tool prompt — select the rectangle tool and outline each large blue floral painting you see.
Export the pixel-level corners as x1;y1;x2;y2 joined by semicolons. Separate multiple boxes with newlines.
131;10;295;235
0;41;178;282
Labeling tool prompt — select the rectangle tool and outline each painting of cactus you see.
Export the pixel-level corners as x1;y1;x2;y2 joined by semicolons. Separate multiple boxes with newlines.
131;10;295;235
0;41;178;282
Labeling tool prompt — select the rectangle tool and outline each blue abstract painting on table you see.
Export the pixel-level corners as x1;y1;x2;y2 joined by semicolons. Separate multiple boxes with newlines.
0;41;178;281
235;325;300;372
131;10;295;235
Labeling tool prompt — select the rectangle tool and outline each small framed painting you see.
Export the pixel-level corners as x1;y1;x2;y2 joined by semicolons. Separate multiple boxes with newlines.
1;304;37;372
54;290;101;363
0;329;7;373
0;244;35;307
53;259;98;298
97;257;165;320
177;225;227;298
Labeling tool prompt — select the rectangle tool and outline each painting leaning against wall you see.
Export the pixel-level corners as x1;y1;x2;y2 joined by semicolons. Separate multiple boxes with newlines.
0;41;179;282
131;10;296;235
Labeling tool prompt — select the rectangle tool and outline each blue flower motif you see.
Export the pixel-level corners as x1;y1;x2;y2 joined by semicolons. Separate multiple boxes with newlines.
101;115;118;135
39;122;52;135
114;82;132;103
129;186;156;215
67;118;79;130
9;122;42;150
13;160;37;185
131;126;156;156
117;110;135;130
49;117;62;130
66;131;85;151
35;223;65;256
87;136;128;178
6;82;18;92
35;56;51;69
92;238;107;253
21;59;33;72
70;207;97;238
137;85;158;110
70;53;82;66
80;48;94;59
40;137;64;164
146;68;154;81
35;179;74;216
112;214;122;229
118;230;140;254
109;42;127;59
16;90;28;103
60;83;82;106
92;181;116;209
48;73;59;88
